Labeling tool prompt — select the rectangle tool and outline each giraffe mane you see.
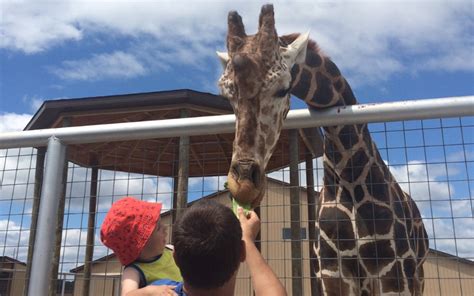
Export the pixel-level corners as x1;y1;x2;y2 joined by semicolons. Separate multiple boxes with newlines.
280;33;320;54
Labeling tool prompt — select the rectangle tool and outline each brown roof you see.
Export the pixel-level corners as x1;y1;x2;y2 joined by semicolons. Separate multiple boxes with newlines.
427;249;474;266
0;256;26;266
25;89;233;131
25;89;323;177
69;253;117;273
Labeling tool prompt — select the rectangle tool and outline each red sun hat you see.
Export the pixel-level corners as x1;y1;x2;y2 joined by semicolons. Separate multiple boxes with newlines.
100;197;163;265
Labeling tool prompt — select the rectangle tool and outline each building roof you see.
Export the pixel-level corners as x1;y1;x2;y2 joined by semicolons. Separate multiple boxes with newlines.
0;256;27;266
427;248;474;266
25;89;233;131
69;253;117;273
25;89;323;177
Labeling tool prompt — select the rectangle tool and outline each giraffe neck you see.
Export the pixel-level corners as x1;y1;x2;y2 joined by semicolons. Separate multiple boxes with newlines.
283;35;428;295
289;44;383;184
289;43;357;109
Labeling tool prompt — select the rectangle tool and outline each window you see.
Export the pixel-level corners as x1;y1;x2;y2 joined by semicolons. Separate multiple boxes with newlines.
282;227;307;240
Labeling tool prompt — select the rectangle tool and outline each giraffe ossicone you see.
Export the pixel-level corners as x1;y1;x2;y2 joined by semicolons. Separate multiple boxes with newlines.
218;4;428;295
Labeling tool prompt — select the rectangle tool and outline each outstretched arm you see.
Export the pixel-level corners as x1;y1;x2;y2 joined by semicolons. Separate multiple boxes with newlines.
238;207;287;296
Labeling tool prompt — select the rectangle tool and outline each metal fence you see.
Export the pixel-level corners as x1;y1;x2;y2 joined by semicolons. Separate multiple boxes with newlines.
0;96;473;296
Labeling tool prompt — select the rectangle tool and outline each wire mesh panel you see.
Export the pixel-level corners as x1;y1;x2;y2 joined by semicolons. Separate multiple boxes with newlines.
0;115;473;295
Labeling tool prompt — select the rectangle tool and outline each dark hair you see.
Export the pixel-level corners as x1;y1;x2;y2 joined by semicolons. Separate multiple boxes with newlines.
172;200;243;289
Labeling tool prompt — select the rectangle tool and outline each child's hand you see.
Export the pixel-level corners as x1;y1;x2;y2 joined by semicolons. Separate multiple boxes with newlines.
237;207;260;242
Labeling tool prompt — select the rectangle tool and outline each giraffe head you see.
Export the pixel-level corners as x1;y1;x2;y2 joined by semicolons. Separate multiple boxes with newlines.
218;4;309;207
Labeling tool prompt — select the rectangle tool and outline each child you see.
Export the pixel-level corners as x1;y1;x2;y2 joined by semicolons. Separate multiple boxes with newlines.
100;196;182;295
170;200;287;296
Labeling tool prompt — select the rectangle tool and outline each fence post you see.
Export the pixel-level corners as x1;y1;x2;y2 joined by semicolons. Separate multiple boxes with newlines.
24;147;45;295
50;118;70;295
176;109;189;222
83;159;99;296
305;152;320;295
28;136;67;296
289;129;303;295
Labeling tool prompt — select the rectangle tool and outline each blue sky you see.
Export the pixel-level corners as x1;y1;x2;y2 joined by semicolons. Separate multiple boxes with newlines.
0;0;473;272
1;0;473;122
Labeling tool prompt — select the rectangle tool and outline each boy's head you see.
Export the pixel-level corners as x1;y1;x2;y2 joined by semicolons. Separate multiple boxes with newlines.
100;197;163;265
172;200;243;289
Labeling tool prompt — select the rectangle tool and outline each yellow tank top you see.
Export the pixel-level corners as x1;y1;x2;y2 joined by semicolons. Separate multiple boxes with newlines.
128;247;183;287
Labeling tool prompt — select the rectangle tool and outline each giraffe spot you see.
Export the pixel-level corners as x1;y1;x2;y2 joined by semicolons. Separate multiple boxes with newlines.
394;221;409;256
237;109;257;148
354;185;365;203
334;79;343;92
339;187;353;211
356;202;393;237
238;127;256;148
339;125;360;150
324;185;337;202
261;106;272;115
361;290;370;296
415;225;428;261
292;68;312;100
361;129;374;156
341;149;369;183
319;207;356;251
365;164;389;203
325;140;343;165
265;131;275;147
323;167;337;201
258;135;266;157
341;255;366;284
342;78;357;105
403;256;417;294
393;198;407;224
399;198;414;235
322;277;351;296
290;64;300;79
312;72;334;106
306;49;322;67
381;261;404;293
319;239;338;272
324;58;341;77
359;240;395;274
261;123;269;133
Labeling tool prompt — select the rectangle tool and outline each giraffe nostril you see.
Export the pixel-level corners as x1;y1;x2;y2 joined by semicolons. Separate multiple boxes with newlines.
251;165;261;187
232;160;261;186
230;163;239;178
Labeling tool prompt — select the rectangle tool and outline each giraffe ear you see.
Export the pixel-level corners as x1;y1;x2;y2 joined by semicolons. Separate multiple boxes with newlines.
216;51;230;70
287;31;309;64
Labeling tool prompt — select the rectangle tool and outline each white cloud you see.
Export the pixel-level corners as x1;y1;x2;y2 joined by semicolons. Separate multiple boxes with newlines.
0;1;83;54
0;113;32;132
50;51;147;81
1;1;472;84
390;160;453;202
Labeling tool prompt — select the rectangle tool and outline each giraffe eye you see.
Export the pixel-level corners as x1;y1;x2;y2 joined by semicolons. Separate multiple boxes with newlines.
274;86;291;98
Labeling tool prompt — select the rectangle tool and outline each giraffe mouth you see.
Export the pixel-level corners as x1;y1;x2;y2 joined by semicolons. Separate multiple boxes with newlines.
227;160;265;207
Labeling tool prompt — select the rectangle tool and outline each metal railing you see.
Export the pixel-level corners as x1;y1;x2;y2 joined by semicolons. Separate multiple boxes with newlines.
1;95;473;296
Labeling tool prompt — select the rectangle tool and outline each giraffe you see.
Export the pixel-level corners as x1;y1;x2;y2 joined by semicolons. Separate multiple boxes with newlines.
217;5;429;296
